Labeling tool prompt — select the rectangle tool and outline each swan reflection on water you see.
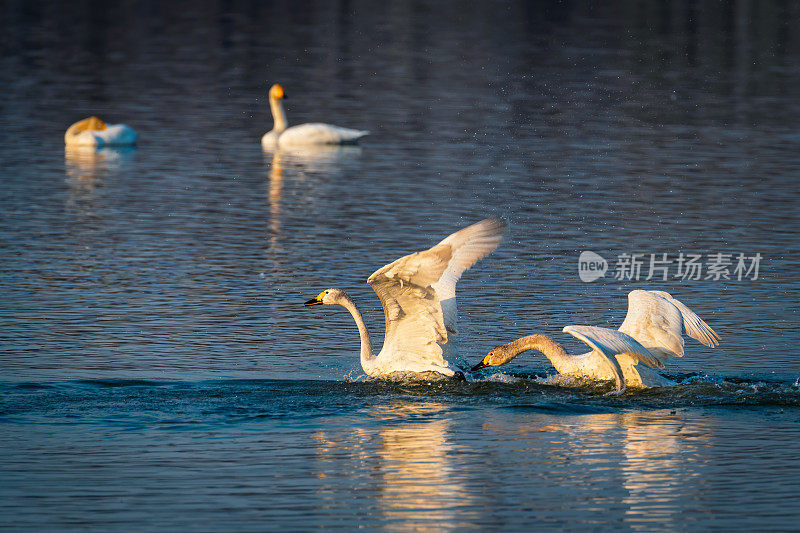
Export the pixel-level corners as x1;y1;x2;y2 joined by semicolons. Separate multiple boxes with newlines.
313;401;476;531
65;145;136;182
264;144;363;174
481;410;712;529
266;150;284;254
612;412;710;530
264;145;362;262
64;145;136;220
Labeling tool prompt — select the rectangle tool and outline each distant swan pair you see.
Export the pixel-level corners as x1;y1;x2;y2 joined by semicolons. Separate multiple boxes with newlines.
305;220;720;393
65;84;367;149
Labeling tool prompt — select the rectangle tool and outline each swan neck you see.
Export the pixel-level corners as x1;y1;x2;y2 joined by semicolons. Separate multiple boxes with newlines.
269;96;288;132
338;293;375;365
504;335;568;365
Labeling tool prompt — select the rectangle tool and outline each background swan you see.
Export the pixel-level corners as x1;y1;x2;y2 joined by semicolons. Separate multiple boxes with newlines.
472;290;720;393
64;116;137;147
261;84;369;148
304;218;507;379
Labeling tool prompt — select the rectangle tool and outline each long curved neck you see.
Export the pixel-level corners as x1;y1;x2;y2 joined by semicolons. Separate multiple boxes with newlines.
269;96;288;133
338;293;375;366
503;334;569;367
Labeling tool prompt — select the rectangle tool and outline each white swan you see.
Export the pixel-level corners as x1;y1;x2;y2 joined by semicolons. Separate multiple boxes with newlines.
304;218;507;379
261;84;369;148
472;290;720;393
64;116;137;147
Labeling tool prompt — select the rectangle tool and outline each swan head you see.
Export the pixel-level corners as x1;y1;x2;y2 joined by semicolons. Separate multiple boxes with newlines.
304;288;345;306
80;116;107;132
65;116;108;140
471;345;511;371
269;84;286;101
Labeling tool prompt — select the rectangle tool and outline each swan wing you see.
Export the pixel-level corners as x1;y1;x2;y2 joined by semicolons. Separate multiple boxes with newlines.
430;217;507;336
432;217;506;365
367;243;452;369
618;290;719;364
366;218;505;370
430;217;508;301
563;325;664;394
278;123;368;146
563;325;665;369
97;124;138;146
647;290;720;348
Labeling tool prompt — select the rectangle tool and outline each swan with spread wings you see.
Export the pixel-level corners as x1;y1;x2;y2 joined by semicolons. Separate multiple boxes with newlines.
304;218;507;379
472;290;720;393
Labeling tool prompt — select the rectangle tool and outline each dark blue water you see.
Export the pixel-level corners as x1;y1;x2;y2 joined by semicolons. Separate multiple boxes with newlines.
3;379;800;531
1;0;800;530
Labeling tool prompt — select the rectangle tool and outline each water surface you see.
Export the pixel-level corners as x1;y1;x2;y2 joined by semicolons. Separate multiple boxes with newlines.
1;0;799;530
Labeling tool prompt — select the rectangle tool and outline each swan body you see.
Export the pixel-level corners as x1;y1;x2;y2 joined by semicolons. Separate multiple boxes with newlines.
305;218;507;379
261;84;368;148
473;290;720;393
65;116;137;147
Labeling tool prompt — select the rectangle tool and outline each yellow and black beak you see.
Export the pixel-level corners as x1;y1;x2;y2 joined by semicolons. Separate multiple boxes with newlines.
471;358;489;372
304;291;326;306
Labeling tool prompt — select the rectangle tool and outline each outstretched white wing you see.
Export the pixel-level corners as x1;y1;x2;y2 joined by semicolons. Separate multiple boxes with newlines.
563;325;664;393
430;217;508;302
367;218;506;372
432;217;507;364
647;290;721;348
618;290;720;364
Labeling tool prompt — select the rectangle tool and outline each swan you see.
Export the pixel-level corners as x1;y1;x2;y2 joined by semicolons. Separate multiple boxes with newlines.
261;84;369;148
472;290;720;393
304;218;507;379
64;116;137;147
